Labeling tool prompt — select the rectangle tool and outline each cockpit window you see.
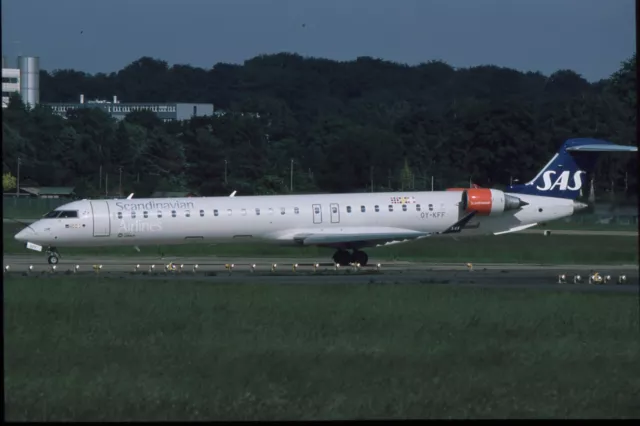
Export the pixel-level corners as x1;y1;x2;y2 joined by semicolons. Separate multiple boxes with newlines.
42;210;78;218
57;210;78;218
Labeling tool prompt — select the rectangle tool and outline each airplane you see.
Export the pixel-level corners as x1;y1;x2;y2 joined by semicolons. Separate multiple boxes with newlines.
14;138;637;265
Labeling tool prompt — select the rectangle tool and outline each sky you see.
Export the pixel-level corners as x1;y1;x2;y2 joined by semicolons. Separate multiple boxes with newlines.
1;0;636;82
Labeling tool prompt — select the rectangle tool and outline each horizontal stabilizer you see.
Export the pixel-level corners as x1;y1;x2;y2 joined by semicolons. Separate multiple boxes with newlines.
507;138;637;199
566;143;637;152
493;223;538;235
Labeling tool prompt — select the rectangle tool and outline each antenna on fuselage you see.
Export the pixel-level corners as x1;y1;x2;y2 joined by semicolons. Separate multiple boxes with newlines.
126;193;134;199
229;190;237;197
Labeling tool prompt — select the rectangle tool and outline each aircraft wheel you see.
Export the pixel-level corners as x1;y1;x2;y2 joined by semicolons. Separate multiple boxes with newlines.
47;255;59;265
353;250;368;266
333;250;351;266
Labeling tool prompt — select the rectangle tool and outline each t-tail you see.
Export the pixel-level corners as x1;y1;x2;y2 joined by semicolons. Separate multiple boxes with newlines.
507;138;637;199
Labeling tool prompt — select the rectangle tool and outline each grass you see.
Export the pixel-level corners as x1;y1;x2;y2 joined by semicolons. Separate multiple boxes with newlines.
4;223;638;264
4;276;640;420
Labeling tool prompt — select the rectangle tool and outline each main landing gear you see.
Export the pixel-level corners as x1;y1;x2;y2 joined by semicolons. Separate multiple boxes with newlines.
332;249;369;266
46;246;61;265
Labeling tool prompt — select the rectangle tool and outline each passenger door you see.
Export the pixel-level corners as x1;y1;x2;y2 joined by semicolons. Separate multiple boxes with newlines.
91;201;111;237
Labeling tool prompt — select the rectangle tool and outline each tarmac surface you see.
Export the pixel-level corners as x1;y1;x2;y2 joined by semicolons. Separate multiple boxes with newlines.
3;254;637;293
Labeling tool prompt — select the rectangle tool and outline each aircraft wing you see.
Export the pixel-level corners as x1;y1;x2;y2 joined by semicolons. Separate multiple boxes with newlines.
293;231;430;247
291;211;478;248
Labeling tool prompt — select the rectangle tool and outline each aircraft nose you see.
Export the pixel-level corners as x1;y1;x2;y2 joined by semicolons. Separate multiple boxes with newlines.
14;227;34;242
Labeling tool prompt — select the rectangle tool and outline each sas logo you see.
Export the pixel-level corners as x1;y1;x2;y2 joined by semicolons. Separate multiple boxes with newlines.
536;170;585;191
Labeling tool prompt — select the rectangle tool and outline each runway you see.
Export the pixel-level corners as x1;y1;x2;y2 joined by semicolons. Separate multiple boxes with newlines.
3;254;637;293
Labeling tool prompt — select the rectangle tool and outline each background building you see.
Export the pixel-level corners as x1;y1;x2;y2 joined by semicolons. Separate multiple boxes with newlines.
43;95;214;122
2;55;40;108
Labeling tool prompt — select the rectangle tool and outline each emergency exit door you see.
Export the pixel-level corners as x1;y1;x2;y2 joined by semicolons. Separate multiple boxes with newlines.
312;204;323;224
330;203;340;223
91;201;111;237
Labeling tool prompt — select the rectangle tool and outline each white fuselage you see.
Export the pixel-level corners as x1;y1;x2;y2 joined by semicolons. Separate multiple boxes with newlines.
15;190;577;250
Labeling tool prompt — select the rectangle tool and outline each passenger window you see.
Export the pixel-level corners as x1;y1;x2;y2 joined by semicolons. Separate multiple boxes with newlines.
294;207;299;214
256;208;260;215
144;211;149;218
280;208;285;215
171;210;176;217
347;206;352;213
214;209;219;216
186;210;191;217
227;209;232;216
416;204;421;211
241;209;247;216
402;205;407;211
117;212;123;219
332;206;337;213
361;206;366;212
157;210;162;218
375;205;380;212
314;207;320;214
388;205;393;212
131;211;136;218
200;210;204;217
429;204;434;211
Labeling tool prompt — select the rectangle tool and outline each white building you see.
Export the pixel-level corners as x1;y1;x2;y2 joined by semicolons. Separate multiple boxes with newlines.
2;59;20;108
2;55;40;108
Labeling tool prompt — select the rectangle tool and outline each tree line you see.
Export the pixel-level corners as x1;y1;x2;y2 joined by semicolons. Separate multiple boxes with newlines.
2;52;636;202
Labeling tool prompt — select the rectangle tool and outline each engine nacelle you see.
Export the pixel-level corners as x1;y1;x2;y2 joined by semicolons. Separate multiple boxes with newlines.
460;188;528;216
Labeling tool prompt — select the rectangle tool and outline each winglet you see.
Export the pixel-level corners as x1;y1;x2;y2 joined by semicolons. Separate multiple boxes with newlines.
439;210;478;234
126;193;134;199
229;190;237;197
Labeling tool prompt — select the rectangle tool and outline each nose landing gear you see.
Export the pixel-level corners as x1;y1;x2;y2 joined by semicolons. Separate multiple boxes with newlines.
46;247;61;265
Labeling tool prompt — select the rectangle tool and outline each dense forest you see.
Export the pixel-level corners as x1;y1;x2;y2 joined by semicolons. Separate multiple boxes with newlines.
2;52;637;202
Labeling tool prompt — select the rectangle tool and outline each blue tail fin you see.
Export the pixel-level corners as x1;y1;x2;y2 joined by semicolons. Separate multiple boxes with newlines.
507;138;637;199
